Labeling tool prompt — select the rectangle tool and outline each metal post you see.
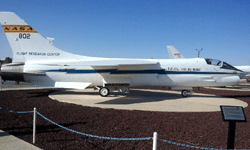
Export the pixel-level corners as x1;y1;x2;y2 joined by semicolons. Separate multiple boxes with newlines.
227;121;236;149
0;77;2;91
152;132;157;150
33;107;37;144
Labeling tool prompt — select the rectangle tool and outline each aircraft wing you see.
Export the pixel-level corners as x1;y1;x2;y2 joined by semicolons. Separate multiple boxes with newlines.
88;60;162;87
75;59;160;67
48;60;160;90
1;60;160;77
35;59;162;72
87;60;162;73
0;60;161;89
34;59;160;67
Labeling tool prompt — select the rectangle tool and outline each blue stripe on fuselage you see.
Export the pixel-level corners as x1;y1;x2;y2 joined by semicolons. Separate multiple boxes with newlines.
45;69;232;75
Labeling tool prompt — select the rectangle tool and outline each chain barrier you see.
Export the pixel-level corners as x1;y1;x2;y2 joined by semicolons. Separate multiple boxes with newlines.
160;139;218;150
159;139;245;150
0;106;34;114
0;107;246;149
37;111;151;141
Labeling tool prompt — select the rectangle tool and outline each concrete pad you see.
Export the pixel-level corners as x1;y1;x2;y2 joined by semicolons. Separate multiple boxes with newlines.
49;89;248;112
0;130;41;150
206;86;250;91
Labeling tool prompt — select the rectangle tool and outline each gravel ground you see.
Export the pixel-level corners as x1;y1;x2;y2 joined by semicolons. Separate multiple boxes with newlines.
0;87;249;150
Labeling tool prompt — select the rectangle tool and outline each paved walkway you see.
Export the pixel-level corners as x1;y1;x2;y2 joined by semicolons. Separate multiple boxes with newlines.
0;81;43;150
206;86;250;91
0;130;41;150
49;89;248;112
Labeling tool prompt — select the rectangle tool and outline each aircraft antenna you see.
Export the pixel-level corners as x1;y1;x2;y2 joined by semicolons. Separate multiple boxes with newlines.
196;48;203;58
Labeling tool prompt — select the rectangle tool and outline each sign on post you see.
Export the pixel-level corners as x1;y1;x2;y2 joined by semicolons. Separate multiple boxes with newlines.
221;106;246;122
220;106;247;149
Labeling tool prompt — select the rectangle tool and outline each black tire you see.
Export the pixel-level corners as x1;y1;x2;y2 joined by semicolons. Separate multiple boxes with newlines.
99;87;109;97
181;90;189;97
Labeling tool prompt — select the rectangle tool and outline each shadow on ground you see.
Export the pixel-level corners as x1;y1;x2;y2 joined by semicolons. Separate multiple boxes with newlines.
51;89;221;105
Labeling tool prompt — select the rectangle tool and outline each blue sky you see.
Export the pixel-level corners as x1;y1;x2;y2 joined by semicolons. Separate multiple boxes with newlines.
0;0;249;66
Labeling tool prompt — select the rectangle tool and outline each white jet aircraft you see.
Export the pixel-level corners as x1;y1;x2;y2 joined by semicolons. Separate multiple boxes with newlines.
167;45;250;82
0;12;245;97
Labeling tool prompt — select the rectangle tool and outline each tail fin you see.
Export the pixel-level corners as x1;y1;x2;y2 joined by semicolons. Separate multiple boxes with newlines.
167;45;185;59
0;12;86;62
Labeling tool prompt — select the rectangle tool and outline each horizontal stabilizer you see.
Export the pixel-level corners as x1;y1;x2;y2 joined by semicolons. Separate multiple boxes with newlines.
0;71;46;76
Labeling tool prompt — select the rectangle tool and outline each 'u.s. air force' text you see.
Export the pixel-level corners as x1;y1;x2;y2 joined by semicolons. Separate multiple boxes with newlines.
16;52;60;56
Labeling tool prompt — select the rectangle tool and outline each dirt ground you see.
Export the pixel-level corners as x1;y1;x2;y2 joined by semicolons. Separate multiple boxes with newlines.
0;87;249;150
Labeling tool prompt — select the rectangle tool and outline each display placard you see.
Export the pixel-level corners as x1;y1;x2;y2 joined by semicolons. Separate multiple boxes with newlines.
220;106;246;122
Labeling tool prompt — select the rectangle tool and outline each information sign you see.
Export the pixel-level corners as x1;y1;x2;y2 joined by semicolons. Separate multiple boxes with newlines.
220;106;246;122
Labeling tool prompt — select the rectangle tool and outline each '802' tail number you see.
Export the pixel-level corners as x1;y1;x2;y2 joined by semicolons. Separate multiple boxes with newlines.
19;33;30;39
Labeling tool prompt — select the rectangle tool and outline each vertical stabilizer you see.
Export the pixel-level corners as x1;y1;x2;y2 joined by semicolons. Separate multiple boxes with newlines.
0;12;87;62
167;45;185;59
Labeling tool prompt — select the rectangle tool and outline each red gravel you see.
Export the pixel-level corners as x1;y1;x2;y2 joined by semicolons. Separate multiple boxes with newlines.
0;87;250;150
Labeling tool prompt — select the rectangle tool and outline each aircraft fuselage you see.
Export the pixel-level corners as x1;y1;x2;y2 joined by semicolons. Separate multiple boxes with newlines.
1;58;240;89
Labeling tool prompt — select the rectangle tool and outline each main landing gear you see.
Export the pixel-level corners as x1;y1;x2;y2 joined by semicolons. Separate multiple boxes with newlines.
99;87;109;97
181;90;192;97
96;84;130;97
98;85;191;97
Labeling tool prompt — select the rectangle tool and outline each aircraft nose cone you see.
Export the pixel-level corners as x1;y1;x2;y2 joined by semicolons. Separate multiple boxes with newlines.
219;76;240;86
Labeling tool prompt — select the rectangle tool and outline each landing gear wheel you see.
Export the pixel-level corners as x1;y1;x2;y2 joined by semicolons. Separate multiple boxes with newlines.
99;87;109;97
181;90;189;97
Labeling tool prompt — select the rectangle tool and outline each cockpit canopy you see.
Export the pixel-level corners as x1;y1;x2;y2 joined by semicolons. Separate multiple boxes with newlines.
205;58;242;71
205;58;222;66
